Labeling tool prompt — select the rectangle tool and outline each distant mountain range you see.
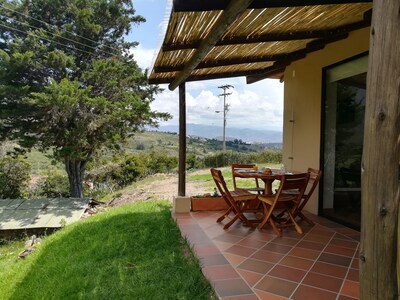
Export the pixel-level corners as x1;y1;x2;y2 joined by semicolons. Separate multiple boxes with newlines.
156;124;282;143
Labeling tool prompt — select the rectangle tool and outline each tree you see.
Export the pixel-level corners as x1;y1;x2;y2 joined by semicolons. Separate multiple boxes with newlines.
0;0;170;197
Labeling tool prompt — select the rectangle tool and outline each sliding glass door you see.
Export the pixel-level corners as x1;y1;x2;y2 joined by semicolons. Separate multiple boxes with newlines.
322;55;368;229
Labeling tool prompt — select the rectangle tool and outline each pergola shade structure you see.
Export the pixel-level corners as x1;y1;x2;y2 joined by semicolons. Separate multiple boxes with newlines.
149;0;373;88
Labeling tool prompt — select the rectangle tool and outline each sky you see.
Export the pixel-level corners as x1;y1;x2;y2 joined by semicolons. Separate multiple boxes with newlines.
128;0;284;132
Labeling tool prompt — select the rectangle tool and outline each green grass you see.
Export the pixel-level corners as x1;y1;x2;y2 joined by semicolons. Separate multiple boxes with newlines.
188;164;281;192
0;201;215;300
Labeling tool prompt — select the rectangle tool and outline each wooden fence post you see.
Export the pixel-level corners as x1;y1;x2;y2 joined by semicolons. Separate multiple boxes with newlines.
360;1;400;299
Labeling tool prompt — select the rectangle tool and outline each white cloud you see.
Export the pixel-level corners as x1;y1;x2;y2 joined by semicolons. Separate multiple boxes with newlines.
150;79;284;131
130;45;156;70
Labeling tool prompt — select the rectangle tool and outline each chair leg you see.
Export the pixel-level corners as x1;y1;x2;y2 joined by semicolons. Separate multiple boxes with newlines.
217;207;233;223
287;211;303;235
298;212;315;226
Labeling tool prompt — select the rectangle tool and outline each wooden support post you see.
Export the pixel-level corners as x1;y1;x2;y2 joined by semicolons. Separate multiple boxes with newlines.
178;83;186;197
360;1;400;299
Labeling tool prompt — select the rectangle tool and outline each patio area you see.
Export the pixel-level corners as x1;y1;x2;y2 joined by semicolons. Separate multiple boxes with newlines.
173;210;360;300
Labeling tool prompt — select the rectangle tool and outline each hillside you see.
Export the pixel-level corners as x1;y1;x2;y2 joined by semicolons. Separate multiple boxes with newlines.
157;124;283;143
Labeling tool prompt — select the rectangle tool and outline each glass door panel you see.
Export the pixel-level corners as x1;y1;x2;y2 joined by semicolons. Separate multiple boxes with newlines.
322;56;367;229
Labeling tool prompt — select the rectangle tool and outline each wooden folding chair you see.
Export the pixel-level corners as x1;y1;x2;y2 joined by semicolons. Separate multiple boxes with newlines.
277;168;322;226
258;173;309;237
295;168;322;225
211;168;258;230
232;164;265;195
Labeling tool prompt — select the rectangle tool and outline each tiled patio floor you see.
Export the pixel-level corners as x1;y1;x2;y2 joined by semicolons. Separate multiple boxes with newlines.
172;210;360;300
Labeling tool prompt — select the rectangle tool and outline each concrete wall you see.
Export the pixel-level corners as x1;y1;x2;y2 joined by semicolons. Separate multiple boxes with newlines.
282;28;370;214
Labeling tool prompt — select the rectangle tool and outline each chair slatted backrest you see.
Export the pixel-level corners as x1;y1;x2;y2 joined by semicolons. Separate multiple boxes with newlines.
232;163;263;194
211;168;232;204
305;168;322;199
275;173;310;208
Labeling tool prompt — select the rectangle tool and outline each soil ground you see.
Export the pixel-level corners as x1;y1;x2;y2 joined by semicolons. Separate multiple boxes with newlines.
108;169;212;207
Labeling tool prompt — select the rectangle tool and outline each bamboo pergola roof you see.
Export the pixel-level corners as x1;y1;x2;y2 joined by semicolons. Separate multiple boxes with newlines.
149;0;372;90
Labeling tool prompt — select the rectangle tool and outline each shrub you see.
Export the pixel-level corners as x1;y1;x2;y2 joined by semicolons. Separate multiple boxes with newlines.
0;156;31;198
203;149;282;168
39;171;70;198
186;153;203;170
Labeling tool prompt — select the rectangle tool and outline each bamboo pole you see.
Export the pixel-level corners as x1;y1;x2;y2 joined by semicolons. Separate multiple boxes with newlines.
360;0;400;298
168;0;254;91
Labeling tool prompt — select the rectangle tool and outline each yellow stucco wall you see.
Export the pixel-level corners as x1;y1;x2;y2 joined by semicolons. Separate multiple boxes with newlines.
282;28;370;214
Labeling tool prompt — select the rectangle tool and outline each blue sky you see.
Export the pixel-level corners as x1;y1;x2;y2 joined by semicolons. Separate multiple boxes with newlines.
128;0;284;131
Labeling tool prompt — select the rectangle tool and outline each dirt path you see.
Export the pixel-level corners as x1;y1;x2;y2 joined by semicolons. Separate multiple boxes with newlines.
109;169;213;207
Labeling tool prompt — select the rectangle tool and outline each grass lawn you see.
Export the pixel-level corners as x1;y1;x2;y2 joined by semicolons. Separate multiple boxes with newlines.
189;164;281;192
0;201;215;300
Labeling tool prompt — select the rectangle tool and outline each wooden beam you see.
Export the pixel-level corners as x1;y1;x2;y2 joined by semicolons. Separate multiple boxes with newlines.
173;0;372;12
178;83;186;196
360;0;400;299
162;19;370;51
168;0;254;91
246;33;348;83
149;33;348;84
155;53;291;73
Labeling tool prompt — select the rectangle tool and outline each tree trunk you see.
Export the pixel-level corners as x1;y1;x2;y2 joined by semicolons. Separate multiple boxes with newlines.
65;159;86;198
360;0;400;299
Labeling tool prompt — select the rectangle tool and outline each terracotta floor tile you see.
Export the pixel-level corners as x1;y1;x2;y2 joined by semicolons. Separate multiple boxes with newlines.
214;241;235;251
318;252;352;267
308;226;335;237
351;258;359;269
202;265;240;281
220;295;259;300
324;244;356;257
338;295;358;300
279;255;314;271
303;233;333;243
193;243;221;256
238;236;267;249
226;226;256;237
291;284;337;300
213;233;245;244
296;240;326;251
255;276;298;298
212;278;254;298
248;231;276;242
225;245;258;257
268;265;307;283
250;249;285;263
302;272;343;292
346;268;359;282
254;289;288;300
289;246;320;260
271;237;299;246
224;253;247;267
261;242;293;254
311;261;348;278
174;211;362;299
237;269;264;287
329;238;359;249
237;258;274;274
200;253;229;267
341;280;360;299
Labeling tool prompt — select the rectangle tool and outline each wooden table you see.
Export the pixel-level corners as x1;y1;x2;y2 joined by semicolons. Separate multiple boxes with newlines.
233;169;296;195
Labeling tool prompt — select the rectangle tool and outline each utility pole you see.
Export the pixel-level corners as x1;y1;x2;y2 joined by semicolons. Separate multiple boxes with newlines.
215;84;234;151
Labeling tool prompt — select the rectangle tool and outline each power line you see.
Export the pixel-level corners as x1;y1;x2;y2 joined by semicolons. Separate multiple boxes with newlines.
0;13;120;57
0;22;106;58
0;2;123;54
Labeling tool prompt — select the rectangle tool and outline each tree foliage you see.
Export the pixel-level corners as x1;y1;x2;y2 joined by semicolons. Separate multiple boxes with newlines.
0;0;170;197
0;156;31;198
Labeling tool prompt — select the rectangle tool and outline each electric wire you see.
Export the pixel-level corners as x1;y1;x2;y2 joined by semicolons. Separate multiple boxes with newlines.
0;22;108;58
0;13;120;57
0;2;122;54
